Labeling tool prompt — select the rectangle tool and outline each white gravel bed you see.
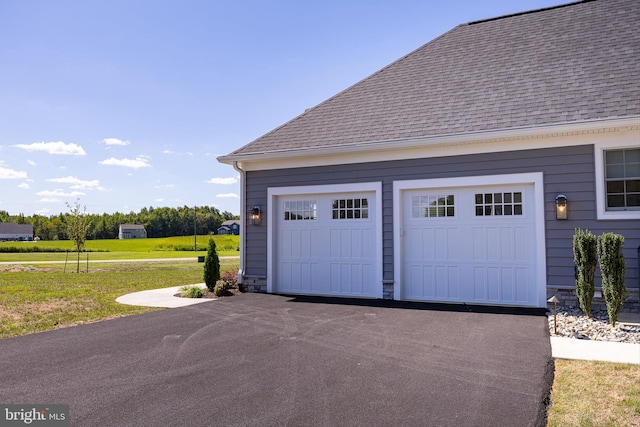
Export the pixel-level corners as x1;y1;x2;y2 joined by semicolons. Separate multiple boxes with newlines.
547;307;640;344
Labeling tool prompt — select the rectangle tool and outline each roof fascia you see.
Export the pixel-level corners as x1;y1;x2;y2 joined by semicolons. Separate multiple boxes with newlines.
217;117;640;171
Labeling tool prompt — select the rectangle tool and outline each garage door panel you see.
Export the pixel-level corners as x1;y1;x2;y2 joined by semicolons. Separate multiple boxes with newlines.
501;268;514;301
281;228;321;259
403;184;537;307
407;265;431;298
486;267;501;300
515;267;529;303
276;191;377;298
473;267;487;300
514;227;530;261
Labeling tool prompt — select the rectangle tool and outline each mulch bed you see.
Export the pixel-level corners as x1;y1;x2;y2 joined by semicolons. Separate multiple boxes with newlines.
175;286;244;299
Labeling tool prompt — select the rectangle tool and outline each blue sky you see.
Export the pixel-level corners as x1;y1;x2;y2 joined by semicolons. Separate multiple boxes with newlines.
0;0;563;216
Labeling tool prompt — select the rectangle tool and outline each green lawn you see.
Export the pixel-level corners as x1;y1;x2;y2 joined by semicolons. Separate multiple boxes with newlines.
548;359;640;426
0;259;239;339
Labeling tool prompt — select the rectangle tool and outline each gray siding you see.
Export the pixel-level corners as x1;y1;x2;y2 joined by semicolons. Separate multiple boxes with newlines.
245;144;640;293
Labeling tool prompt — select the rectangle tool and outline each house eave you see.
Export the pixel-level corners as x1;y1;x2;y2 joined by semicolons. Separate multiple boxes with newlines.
217;116;640;170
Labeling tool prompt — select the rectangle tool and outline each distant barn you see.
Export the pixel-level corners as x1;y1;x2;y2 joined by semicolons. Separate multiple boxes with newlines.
118;224;147;239
0;223;34;241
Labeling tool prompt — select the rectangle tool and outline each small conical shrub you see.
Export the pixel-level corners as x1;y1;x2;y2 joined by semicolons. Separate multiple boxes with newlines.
204;238;220;292
573;228;597;317
596;232;628;326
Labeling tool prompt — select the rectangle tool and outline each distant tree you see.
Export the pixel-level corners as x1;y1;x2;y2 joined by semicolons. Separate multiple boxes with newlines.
66;199;92;273
2;205;238;241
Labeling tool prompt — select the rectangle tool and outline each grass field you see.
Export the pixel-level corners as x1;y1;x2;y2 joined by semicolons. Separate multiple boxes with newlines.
0;259;239;339
0;235;240;261
548;359;640;426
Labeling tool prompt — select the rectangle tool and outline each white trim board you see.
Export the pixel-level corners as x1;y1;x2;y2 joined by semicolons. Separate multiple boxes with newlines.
221;118;640;171
392;172;548;307
594;139;640;220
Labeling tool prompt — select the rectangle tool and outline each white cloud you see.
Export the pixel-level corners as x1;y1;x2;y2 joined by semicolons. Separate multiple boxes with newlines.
99;155;151;169
216;193;239;199
154;184;175;189
46;176;105;190
162;150;174;154
27;159;37;166
0;166;28;179
36;189;85;198
13;141;86;155
17;182;30;189
101;138;130;146
206;177;238;185
38;198;61;203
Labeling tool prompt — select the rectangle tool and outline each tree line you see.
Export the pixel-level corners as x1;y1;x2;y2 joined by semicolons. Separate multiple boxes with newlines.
0;205;238;241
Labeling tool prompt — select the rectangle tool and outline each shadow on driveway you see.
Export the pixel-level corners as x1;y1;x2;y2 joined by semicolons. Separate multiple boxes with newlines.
0;293;553;426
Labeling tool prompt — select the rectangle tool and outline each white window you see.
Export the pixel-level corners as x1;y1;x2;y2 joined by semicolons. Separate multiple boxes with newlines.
411;195;455;218
332;198;368;219
604;148;640;211
595;141;640;220
283;200;317;220
475;192;523;216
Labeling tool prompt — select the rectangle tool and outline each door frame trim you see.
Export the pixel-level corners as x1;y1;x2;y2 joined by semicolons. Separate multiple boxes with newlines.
392;172;547;307
267;182;383;297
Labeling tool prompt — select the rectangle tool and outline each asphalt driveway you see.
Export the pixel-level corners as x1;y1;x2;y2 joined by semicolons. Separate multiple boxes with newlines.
0;293;553;426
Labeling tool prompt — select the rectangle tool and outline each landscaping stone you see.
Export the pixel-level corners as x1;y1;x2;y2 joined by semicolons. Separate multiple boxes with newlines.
547;306;640;344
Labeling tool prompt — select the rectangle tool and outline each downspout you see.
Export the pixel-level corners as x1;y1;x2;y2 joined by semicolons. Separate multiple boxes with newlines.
232;161;245;285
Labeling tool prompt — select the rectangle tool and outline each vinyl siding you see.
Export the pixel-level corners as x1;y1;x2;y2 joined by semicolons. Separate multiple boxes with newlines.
245;144;639;293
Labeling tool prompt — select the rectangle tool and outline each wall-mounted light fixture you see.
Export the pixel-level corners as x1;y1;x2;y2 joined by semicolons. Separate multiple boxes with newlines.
555;194;567;220
250;206;261;225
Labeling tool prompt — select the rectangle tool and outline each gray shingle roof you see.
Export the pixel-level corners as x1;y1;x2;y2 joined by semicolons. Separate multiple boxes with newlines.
223;0;639;158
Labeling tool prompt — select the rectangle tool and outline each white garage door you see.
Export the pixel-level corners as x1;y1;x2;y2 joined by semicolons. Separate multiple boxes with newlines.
274;191;378;297
401;184;538;306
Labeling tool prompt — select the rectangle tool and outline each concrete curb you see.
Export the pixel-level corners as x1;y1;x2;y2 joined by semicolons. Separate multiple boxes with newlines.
550;336;640;364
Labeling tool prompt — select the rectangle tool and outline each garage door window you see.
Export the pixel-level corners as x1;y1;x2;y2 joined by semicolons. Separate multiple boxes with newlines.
284;200;317;220
332;198;368;219
412;195;455;218
475;192;522;216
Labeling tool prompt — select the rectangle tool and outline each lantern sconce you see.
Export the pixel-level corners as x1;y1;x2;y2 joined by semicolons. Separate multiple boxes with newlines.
250;206;262;225
555;194;567;220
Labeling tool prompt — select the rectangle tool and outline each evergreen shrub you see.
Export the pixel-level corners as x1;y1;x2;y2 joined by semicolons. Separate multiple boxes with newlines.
572;228;597;317
203;238;220;292
596;232;628;326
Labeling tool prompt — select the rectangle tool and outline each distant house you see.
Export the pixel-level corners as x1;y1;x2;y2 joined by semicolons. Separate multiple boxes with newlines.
217;220;240;235
118;224;147;239
0;223;34;241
